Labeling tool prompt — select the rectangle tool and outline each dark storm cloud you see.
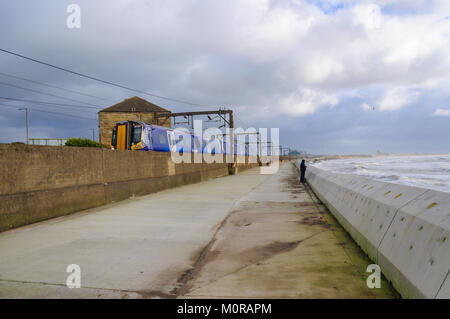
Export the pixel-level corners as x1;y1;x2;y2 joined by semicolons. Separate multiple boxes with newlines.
0;0;449;153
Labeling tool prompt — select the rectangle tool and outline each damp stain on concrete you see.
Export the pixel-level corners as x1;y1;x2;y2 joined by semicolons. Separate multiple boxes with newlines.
176;163;399;299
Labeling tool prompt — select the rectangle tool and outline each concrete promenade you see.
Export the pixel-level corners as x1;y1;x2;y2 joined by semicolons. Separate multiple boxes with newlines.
0;163;397;298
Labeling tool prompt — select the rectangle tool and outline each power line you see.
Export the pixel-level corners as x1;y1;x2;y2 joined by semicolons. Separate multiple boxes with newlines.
0;96;252;128
226;107;251;128
0;48;253;125
0;81;103;107
0;103;97;121
0;71;114;102
0;97;100;110
30;108;96;121
234;113;251;128
0;48;217;109
23;102;98;114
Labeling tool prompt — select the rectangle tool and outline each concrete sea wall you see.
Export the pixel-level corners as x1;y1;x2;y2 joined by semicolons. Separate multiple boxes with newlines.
295;162;450;299
0;144;259;232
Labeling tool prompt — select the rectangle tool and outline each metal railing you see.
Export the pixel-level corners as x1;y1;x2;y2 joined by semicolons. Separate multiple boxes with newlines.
29;138;68;146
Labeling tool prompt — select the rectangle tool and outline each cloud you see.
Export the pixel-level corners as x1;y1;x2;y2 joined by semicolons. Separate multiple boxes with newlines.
352;3;382;30
433;108;450;116
2;0;449;114
0;0;450;153
279;88;338;116
361;103;374;111
376;88;420;111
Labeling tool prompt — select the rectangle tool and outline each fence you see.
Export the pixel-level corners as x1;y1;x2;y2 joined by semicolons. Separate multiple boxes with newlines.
29;138;68;146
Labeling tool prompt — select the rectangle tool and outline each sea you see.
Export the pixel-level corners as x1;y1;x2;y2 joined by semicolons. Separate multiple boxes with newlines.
312;155;450;193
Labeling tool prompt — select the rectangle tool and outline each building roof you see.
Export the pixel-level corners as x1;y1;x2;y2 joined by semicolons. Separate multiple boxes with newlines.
99;96;170;113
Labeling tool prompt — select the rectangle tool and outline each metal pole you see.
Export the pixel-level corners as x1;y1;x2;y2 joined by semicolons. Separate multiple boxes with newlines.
25;107;29;144
258;132;262;164
229;110;234;166
92;128;95;141
19;107;29;144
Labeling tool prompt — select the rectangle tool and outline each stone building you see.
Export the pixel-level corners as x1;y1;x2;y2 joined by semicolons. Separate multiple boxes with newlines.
98;96;171;147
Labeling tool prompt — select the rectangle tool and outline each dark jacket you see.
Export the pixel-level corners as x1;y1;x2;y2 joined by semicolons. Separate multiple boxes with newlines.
300;161;307;172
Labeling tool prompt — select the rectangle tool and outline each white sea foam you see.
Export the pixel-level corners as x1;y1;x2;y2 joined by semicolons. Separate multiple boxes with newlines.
312;155;450;193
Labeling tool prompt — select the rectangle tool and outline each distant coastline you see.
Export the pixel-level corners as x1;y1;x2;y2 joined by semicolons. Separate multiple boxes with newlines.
309;153;450;163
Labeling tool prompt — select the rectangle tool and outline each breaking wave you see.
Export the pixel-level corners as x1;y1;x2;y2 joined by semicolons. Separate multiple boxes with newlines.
312;155;450;193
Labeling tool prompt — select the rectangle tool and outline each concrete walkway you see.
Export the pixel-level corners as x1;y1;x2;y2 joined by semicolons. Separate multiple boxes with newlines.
0;163;398;298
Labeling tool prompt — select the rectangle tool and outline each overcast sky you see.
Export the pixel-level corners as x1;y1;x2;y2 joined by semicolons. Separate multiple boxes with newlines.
0;0;449;154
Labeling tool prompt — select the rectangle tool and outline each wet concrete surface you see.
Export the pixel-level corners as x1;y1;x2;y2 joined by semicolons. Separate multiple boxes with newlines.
0;167;269;298
178;164;399;298
0;163;398;298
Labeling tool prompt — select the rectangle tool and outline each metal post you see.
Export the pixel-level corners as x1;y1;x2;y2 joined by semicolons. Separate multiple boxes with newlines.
25;107;29;145
229;110;234;166
258;132;262;164
18;107;29;144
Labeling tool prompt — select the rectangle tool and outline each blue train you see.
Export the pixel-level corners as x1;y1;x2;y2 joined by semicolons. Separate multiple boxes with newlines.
111;120;258;156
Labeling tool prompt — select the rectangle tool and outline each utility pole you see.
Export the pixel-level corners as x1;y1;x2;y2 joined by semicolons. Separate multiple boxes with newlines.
25;108;29;145
155;108;235;164
18;107;29;144
92;128;95;141
258;132;262;165
229;110;234;166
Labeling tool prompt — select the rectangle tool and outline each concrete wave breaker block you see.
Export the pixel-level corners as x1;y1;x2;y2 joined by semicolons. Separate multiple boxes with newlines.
378;190;450;299
303;165;450;299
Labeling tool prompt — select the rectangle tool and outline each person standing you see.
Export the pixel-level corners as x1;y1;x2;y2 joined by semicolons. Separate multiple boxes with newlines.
300;159;307;183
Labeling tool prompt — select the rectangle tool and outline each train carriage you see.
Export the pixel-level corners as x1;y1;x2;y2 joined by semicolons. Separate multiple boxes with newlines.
111;121;229;155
